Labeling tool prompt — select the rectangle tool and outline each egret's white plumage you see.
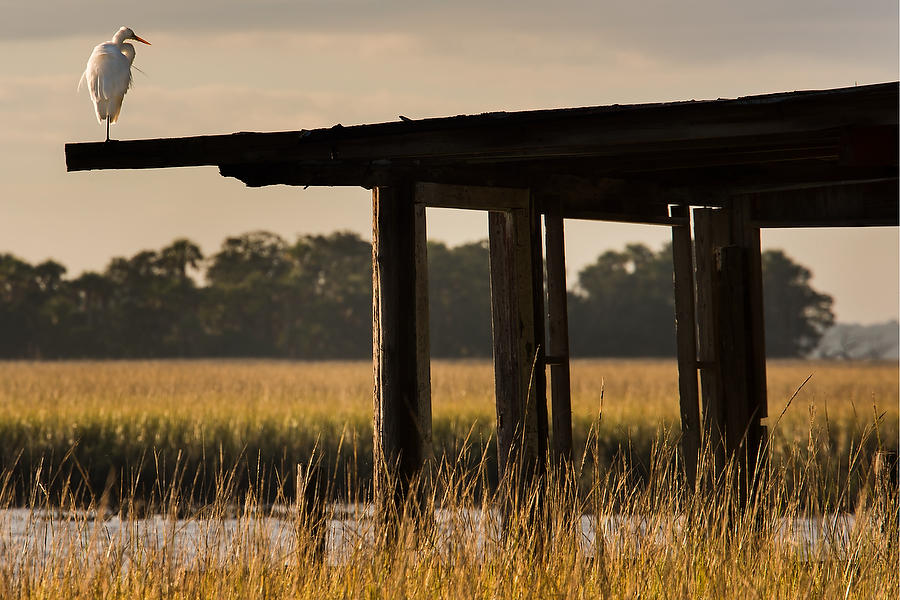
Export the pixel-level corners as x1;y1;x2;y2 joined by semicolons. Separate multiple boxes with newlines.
80;27;150;141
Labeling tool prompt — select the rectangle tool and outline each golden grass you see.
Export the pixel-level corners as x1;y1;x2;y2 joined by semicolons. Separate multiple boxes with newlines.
0;359;897;598
2;357;894;428
0;359;895;500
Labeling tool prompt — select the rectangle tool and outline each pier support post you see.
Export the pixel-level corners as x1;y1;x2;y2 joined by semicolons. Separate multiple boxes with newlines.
488;192;548;498
693;208;729;474
671;205;701;491
372;184;432;527
693;203;768;505
544;202;573;468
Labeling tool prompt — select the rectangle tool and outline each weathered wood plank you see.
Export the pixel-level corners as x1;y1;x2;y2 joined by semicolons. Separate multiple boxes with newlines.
729;200;768;421
713;245;756;506
64;84;897;234
693;208;730;473
488;197;547;490
217;153;896;201
748;180;899;227
415;182;528;211
488;210;522;480
372;184;430;525
728;200;768;500
696;203;769;505
63;132;859;184
544;202;573;466
66;83;897;173
215;158;897;227
559;209;687;226
69;129;837;174
670;206;700;490
527;205;549;470
413;199;433;466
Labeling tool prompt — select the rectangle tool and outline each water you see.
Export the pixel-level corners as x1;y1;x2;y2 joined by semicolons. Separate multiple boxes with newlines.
0;506;859;569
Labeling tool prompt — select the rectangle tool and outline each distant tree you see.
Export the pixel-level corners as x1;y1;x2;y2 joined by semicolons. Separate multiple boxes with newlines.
568;243;835;358
158;238;203;282
71;272;112;319
32;260;67;294
155;239;205;356
0;233;837;360
0;256;69;357
31;260;76;357
427;240;492;357
762;249;834;357
68;271;115;355
281;231;372;358
102;251;165;355
207;231;290;285
568;243;675;357
0;254;39;357
205;231;291;355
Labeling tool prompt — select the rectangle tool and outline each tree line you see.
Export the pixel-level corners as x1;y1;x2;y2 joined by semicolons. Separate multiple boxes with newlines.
0;231;834;359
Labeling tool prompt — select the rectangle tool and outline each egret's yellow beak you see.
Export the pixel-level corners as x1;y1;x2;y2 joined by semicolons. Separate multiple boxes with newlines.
133;35;151;45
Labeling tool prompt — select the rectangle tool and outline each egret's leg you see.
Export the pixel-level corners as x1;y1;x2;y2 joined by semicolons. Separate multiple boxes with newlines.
106;118;110;142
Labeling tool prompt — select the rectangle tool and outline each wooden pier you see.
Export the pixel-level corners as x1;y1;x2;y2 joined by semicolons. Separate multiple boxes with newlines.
66;82;899;523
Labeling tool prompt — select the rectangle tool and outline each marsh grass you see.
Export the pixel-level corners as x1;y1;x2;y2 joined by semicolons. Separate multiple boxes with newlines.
1;407;896;599
0;360;896;597
0;359;895;511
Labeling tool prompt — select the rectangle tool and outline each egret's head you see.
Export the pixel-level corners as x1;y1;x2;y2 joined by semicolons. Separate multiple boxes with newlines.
114;27;151;45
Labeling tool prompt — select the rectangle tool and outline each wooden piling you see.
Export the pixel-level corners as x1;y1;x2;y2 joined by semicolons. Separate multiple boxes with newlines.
488;195;548;492
544;203;573;466
693;208;730;473
713;245;756;504
372;184;432;526
727;200;769;461
528;205;550;473
670;205;700;490
693;203;769;504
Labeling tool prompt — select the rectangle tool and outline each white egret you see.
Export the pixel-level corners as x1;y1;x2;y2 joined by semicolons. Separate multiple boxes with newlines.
80;27;150;142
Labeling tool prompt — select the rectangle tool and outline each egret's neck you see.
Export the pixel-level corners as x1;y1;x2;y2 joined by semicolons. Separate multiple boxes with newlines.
121;44;136;64
112;29;129;45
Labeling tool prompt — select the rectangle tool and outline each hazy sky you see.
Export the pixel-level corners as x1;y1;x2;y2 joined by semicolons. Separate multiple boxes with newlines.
1;0;897;324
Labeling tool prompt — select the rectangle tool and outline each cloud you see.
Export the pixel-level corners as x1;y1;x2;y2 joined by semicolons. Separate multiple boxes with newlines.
0;75;84;146
2;0;896;68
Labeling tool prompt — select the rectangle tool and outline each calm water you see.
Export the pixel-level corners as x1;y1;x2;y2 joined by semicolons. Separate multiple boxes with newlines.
1;506;859;568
